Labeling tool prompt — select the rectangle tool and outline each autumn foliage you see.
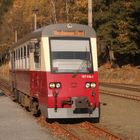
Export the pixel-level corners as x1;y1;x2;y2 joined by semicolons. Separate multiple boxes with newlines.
0;0;140;65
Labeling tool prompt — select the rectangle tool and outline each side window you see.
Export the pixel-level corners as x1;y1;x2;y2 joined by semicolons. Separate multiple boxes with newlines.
14;51;15;61
24;46;26;58
16;50;18;60
11;51;15;70
27;45;30;57
21;47;23;59
34;42;40;69
18;49;20;59
29;38;40;70
26;45;30;69
15;49;18;69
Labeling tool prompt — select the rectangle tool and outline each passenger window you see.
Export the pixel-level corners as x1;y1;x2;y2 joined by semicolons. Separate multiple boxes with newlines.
27;45;29;57
24;46;26;58
13;51;15;62
16;50;18;60
21;47;23;58
11;51;15;70
18;49;20;59
34;42;40;68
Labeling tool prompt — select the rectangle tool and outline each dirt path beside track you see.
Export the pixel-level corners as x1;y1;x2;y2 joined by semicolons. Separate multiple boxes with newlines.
0;94;54;140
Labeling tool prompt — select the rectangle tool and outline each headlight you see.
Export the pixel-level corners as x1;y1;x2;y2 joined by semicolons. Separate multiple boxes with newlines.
49;83;55;89
56;83;61;88
85;82;90;88
49;82;61;89
90;82;96;88
85;82;96;88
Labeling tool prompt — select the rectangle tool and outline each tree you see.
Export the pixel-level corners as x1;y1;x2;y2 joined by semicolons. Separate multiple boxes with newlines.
0;0;140;65
93;0;140;55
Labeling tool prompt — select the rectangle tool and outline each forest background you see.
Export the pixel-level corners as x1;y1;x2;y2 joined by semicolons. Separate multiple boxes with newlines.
0;0;140;66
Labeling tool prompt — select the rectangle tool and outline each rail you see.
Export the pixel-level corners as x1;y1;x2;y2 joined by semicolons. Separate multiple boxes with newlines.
0;79;124;140
37;117;122;140
100;89;140;102
100;82;140;92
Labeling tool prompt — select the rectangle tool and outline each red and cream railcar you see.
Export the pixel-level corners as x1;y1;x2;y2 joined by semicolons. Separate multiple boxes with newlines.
10;24;99;120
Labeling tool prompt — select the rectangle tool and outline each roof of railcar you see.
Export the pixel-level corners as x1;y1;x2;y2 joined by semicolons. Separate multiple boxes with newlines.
12;23;96;48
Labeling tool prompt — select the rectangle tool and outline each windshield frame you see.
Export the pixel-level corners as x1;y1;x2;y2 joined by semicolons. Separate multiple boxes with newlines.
49;37;94;74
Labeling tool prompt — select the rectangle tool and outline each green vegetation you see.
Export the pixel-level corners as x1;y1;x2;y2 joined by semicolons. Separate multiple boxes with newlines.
93;0;140;55
0;0;140;66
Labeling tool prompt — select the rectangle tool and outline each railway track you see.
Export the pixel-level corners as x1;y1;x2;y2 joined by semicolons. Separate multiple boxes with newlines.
0;79;139;139
100;82;140;102
0;79;123;140
100;82;140;93
79;121;121;140
37;117;122;140
100;89;140;101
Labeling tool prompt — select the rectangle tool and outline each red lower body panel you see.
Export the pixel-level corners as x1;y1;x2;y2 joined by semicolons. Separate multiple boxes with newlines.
10;70;99;119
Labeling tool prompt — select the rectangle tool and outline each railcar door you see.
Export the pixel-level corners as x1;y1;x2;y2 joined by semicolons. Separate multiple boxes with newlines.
30;40;41;98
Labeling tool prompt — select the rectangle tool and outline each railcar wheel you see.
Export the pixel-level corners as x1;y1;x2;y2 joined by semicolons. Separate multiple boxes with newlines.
25;106;30;112
34;109;41;117
11;88;17;101
24;97;31;111
31;101;41;117
13;89;19;102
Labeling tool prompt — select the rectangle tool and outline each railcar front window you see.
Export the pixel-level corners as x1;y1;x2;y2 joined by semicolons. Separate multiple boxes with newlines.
50;38;93;73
